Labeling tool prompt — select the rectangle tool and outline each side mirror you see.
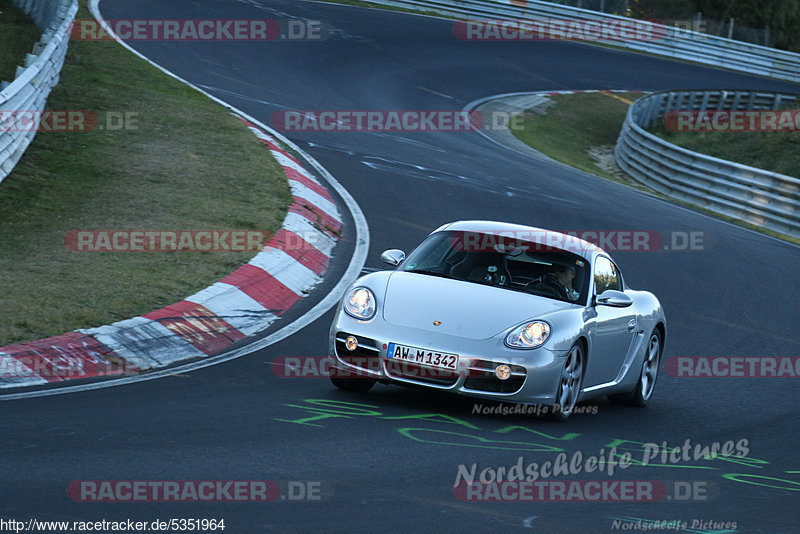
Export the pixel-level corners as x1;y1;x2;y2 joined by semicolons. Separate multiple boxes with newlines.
380;249;406;266
596;289;633;308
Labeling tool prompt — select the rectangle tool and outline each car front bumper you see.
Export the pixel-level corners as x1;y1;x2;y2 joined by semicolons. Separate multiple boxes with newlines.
328;310;568;405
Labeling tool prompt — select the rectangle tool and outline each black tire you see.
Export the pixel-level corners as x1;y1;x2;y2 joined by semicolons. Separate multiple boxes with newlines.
329;374;376;393
548;342;585;421
610;329;662;407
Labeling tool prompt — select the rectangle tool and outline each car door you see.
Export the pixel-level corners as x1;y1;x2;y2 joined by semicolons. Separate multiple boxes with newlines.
583;256;638;387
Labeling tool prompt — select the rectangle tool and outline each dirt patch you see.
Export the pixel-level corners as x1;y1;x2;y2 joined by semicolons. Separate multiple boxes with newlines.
587;145;634;183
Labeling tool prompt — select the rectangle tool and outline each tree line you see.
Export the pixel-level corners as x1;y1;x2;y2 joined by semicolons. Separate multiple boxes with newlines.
628;0;800;51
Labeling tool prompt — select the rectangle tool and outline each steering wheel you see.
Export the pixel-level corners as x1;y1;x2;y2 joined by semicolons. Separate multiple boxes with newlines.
535;273;569;300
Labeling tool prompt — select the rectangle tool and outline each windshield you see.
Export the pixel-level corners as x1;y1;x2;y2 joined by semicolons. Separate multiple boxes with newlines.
400;230;589;304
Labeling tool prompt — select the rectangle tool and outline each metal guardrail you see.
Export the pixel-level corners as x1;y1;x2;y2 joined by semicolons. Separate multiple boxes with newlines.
366;0;800;83
615;90;800;239
358;0;800;236
0;0;78;185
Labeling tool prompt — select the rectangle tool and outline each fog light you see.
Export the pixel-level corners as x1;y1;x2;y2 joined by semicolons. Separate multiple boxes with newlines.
345;336;358;351
495;364;511;381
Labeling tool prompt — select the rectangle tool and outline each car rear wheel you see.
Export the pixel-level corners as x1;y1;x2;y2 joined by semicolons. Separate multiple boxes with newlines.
610;329;662;407
329;374;377;393
548;342;585;421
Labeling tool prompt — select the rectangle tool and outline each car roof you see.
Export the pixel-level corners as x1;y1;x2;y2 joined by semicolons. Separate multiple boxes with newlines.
433;220;604;261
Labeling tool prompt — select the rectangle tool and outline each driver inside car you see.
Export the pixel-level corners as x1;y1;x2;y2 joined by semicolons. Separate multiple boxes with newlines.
551;264;580;301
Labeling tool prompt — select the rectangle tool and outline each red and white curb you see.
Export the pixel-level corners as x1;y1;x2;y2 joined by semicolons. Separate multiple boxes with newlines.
0;118;341;388
465;88;645;107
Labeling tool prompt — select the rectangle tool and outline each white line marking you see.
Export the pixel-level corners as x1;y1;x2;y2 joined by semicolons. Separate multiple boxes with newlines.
415;85;455;100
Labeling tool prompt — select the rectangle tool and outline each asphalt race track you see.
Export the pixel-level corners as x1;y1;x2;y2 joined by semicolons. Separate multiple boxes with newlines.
2;0;799;532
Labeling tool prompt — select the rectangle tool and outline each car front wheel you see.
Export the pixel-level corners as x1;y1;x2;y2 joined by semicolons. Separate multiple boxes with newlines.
549;342;585;421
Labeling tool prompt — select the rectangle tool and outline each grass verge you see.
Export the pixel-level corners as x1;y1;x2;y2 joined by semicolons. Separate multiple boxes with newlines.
510;92;800;245
0;0;42;82
649;121;799;178
0;1;292;345
511;92;645;187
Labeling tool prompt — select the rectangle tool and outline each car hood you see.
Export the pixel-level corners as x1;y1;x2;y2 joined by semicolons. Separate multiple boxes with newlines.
381;272;571;339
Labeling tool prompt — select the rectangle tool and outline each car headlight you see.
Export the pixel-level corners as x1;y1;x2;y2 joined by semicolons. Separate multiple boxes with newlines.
505;321;550;349
343;287;376;320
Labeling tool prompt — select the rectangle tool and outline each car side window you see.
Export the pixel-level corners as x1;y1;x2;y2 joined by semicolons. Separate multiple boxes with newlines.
594;256;621;294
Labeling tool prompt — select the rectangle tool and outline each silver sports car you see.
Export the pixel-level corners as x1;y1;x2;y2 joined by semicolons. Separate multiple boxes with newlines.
328;221;666;420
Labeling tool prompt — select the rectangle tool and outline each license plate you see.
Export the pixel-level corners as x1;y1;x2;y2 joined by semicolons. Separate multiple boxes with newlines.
386;342;458;370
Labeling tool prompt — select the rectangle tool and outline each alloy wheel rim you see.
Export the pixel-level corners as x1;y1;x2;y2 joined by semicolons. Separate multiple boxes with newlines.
558;345;583;413
641;335;660;400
